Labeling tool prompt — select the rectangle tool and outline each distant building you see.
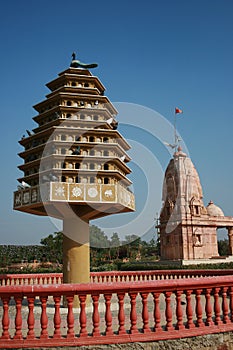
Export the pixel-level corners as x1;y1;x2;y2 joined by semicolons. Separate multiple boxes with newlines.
158;146;233;264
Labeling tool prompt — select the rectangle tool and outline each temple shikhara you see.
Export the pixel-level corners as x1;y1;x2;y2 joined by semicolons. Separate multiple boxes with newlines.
158;146;233;264
13;54;135;291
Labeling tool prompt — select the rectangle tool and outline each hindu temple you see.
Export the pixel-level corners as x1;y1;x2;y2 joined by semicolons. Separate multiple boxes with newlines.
158;146;233;264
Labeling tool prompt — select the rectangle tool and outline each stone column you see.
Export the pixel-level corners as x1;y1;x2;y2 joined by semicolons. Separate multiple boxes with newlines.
228;227;233;255
63;216;90;307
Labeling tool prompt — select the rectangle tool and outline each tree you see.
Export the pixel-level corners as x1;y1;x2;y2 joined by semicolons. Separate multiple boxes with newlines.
40;232;62;263
218;239;229;256
110;232;121;259
90;225;110;248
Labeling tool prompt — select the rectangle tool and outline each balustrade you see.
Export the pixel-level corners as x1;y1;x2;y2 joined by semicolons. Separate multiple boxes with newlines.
0;276;233;348
2;269;233;286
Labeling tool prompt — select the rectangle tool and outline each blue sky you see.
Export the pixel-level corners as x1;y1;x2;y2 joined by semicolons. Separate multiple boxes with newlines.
0;0;232;244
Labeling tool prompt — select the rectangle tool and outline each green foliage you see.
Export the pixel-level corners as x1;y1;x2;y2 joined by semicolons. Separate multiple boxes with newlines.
0;225;160;272
40;231;63;263
218;239;229;256
0;245;44;266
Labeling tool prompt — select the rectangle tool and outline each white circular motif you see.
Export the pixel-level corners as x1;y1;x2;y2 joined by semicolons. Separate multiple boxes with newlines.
72;187;82;197
88;187;98;198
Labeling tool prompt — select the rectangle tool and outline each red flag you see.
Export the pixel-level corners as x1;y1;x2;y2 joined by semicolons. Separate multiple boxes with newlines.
175;107;183;114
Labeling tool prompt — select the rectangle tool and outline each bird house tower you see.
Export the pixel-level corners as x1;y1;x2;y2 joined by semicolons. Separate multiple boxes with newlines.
14;54;135;286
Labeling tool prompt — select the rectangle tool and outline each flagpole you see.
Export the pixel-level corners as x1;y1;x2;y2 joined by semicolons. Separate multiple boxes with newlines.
174;110;177;151
174;107;183;150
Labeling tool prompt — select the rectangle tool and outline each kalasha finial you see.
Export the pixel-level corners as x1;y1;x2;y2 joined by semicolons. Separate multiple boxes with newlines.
70;52;98;69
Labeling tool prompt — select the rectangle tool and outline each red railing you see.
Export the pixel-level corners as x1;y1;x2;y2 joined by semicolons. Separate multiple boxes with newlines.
1;275;233;348
0;273;62;286
1;269;233;285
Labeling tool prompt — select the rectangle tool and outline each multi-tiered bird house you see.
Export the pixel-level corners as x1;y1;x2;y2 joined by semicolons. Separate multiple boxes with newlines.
14;54;135;288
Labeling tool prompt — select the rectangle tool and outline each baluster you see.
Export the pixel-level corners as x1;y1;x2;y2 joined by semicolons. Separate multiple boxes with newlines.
153;292;162;332
222;287;230;324
165;292;173;331
175;290;185;330
104;294;113;335
66;295;75;338
195;289;204;327
129;292;138;334
118;293;126;334
53;295;61;338
14;294;23;339
92;294;100;336
40;295;48;338
214;287;222;325
1;296;10;339
229;286;233;322
79;294;88;337
141;292;150;333
205;288;214;326
27;296;35;339
185;289;195;329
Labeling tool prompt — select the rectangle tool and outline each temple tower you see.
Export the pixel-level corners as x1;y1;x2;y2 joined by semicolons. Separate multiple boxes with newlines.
158;147;233;263
14;54;135;286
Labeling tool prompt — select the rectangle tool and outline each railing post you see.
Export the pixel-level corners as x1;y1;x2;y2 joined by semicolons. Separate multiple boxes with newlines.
40;295;48;339
222;287;230;324
14;294;23;340
141;292;150;333
104;293;113;336
214;287;222;325
92;294;100;336
185;289;195;329
129;292;138;334
195;289;204;327
27;296;35;339
79;294;88;337
175;290;185;330
117;292;126;334
205;288;214;326
66;295;75;338
229;286;233;322
1;296;10;339
153;292;162;332
53;295;61;338
165;291;173;331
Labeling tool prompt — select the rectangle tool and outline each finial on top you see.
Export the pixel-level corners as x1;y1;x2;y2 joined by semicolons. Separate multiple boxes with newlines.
177;146;182;152
70;52;98;69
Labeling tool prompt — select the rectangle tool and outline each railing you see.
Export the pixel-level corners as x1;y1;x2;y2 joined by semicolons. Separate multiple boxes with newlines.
0;273;63;286
1;276;233;348
2;270;233;286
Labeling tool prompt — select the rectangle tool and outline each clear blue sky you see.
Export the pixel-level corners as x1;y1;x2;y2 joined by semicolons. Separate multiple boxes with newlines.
0;0;232;244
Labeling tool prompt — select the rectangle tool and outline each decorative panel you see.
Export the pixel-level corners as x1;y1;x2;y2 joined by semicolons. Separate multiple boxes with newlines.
102;185;116;202
69;184;85;201
51;183;68;201
86;185;100;201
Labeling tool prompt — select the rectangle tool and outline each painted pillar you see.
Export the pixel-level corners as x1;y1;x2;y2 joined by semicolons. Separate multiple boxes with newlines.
63;216;90;306
228;227;233;255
